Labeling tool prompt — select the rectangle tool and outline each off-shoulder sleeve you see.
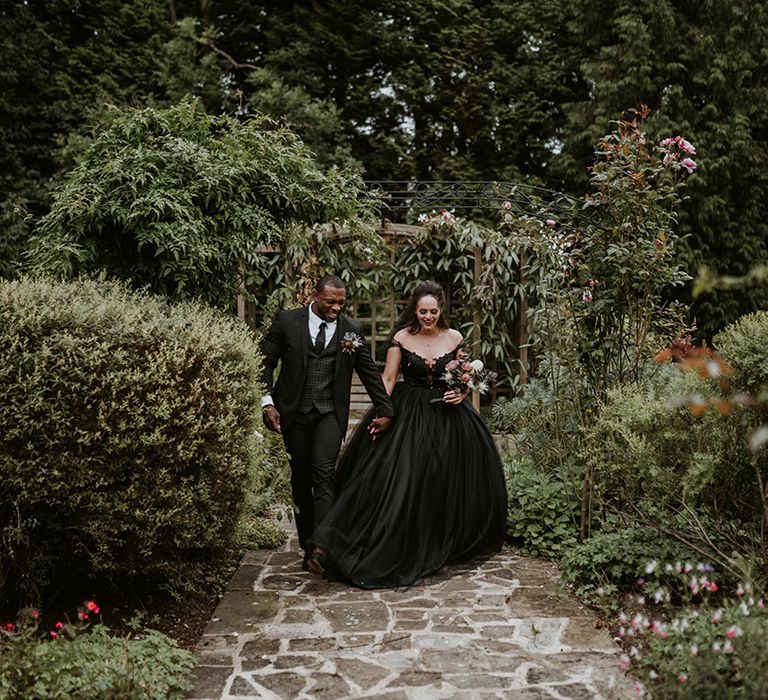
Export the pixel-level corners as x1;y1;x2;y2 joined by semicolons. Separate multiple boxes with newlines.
389;337;402;349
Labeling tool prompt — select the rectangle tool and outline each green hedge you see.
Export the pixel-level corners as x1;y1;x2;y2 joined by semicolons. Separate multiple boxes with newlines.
0;277;263;600
714;310;768;394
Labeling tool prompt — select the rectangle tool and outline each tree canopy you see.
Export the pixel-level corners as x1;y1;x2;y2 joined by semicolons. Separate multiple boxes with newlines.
3;0;767;334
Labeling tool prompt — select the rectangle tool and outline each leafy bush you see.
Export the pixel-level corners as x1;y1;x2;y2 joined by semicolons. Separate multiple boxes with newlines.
235;516;287;551
0;277;265;602
560;526;699;600
714;311;768;394
1;604;194;699
584;365;750;516
489;377;585;471
26;99;374;308
503;455;578;557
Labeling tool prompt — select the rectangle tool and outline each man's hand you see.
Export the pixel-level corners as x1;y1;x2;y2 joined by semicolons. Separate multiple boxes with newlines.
367;416;392;441
262;405;282;433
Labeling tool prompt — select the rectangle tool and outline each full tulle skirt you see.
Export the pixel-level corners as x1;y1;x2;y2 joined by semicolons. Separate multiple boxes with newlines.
311;381;507;589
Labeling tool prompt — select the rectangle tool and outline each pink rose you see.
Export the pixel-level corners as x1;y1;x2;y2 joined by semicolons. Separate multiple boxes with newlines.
680;157;697;173
501;200;511;210
660;137;674;147
679;139;696;154
460;373;471;383
663;152;675;167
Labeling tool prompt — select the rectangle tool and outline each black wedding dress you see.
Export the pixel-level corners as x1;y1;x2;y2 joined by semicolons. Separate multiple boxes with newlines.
310;341;507;589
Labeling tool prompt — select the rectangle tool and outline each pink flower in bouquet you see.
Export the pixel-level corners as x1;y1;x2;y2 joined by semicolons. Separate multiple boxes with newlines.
434;351;497;402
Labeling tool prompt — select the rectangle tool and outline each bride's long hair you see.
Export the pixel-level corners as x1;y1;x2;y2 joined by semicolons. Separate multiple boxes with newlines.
391;280;450;336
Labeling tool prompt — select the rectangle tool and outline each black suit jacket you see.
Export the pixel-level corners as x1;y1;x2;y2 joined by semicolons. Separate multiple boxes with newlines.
260;307;394;433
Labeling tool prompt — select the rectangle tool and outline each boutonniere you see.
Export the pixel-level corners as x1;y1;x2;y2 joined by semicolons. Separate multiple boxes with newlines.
341;332;364;354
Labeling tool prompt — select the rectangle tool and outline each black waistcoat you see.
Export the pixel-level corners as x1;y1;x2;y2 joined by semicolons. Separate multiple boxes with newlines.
298;329;338;414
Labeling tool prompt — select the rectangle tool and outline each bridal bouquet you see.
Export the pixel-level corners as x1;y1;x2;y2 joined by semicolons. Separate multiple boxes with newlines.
431;355;497;402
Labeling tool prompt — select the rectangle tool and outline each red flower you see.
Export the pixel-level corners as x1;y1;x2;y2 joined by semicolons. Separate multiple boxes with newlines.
2;622;14;632
85;600;100;614
78;611;89;621
54;621;64;630
50;631;58;639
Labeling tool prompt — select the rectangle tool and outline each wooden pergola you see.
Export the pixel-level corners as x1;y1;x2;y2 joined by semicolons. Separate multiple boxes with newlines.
238;181;583;400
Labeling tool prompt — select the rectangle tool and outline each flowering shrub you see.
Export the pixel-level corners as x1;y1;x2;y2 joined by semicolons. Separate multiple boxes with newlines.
0;601;194;699
560;526;701;608
616;570;768;699
416;208;457;229
514;107;692;411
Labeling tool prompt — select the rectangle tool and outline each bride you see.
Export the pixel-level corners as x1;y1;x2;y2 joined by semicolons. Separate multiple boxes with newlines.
308;280;507;588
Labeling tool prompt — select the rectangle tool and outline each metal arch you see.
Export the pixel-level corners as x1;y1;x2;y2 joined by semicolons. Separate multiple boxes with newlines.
362;180;588;220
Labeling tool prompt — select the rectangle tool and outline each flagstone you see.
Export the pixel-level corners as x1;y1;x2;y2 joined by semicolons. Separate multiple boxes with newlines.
190;535;637;700
250;671;307;699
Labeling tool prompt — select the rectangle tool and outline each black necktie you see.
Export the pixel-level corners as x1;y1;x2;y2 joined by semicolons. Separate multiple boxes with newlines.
314;322;327;355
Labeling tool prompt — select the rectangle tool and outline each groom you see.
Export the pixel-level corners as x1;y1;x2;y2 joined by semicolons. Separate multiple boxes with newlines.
260;275;394;571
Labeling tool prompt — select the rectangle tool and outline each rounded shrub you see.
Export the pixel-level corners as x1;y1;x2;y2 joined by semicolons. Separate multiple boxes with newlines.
0;277;263;601
714;310;768;394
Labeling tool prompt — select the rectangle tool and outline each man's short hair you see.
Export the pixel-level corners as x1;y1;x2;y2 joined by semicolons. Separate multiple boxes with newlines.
316;275;345;293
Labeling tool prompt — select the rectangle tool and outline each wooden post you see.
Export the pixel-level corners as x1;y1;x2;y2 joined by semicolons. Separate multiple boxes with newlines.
370;299;377;360
472;246;482;411
237;260;246;322
516;251;529;386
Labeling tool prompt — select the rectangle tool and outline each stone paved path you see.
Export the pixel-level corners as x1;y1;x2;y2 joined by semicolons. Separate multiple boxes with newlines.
190;532;637;699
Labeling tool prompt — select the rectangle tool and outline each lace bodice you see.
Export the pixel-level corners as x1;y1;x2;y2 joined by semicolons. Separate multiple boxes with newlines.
390;339;462;388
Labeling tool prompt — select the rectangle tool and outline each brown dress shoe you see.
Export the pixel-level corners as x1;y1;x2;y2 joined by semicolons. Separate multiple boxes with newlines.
308;548;327;576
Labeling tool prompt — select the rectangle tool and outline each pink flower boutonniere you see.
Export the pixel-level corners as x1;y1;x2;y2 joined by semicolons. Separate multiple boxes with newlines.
341;332;364;354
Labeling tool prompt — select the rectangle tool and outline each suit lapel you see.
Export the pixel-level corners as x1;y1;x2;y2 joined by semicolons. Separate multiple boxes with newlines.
299;307;310;370
333;315;347;379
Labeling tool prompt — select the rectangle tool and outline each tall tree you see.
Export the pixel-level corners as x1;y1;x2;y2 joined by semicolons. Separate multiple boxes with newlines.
250;0;584;182
0;1;175;275
559;0;768;337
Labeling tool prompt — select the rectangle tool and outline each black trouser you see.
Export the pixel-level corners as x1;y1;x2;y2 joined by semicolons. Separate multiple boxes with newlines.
283;409;344;551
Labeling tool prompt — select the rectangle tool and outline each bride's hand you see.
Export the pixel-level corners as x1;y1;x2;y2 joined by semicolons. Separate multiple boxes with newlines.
443;389;465;405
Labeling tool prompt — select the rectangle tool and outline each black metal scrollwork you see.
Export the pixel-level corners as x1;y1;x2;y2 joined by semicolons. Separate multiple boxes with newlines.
362;180;588;222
